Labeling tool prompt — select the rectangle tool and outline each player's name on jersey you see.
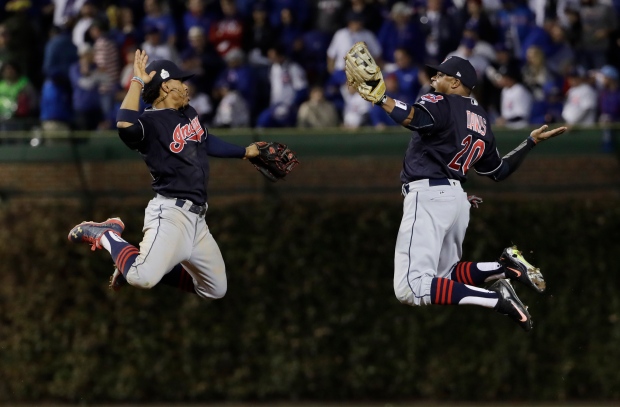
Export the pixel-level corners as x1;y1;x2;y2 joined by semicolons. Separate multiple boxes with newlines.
466;110;487;136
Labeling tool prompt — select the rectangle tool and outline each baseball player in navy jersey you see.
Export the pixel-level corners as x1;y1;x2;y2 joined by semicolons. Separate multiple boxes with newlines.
345;45;567;331
67;50;263;298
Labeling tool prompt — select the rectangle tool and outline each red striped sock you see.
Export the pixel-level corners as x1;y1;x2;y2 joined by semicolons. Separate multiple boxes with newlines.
451;261;502;286
104;231;140;276
430;277;496;305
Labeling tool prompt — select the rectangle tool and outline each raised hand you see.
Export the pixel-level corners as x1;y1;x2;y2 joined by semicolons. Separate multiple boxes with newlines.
133;49;156;84
530;124;568;143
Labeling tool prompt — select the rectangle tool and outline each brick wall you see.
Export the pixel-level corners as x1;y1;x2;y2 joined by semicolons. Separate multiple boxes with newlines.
0;155;618;206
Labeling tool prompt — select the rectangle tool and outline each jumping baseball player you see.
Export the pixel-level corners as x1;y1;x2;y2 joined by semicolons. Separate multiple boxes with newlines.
67;50;297;298
345;44;567;331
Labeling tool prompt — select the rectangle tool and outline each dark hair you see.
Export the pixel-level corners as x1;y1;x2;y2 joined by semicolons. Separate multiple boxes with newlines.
142;81;161;104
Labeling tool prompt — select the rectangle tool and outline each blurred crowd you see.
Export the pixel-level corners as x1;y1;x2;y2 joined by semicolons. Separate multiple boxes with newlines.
0;0;619;135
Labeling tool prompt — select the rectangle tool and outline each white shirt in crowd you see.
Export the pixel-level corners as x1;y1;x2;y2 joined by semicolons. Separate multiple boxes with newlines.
213;91;250;128
341;85;371;128
500;83;533;129
327;28;382;72
269;61;308;108
561;83;598;125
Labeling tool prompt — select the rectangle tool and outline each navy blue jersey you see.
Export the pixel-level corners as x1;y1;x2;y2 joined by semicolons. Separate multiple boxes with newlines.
121;106;244;205
400;92;502;184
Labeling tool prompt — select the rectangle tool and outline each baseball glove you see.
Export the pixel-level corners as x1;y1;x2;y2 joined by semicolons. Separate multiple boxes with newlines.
249;141;300;182
344;41;386;104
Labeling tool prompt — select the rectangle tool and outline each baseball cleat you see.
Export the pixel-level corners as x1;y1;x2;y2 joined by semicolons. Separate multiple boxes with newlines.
109;266;126;291
500;245;546;293
68;217;125;251
489;279;533;331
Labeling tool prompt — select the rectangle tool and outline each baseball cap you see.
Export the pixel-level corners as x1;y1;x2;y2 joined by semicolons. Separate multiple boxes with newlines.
426;56;477;89
146;59;194;87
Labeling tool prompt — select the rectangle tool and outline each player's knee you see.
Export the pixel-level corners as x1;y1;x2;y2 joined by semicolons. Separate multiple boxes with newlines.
394;286;417;306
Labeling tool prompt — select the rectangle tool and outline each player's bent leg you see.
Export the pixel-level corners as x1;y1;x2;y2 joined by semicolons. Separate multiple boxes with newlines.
185;221;227;300
123;201;193;289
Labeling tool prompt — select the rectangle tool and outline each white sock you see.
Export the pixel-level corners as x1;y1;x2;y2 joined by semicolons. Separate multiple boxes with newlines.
100;232;112;253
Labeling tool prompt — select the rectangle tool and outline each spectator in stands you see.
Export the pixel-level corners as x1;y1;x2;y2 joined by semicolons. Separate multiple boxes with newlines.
495;61;533;129
119;44;137;91
142;0;177;47
186;79;212;123
447;22;494;82
43;23;78;80
183;0;214;38
327;10;382;73
0;61;37;121
297;85;340;128
209;0;244;57
529;81;565;125
213;47;256;116
388;48;421;102
459;0;497;45
39;70;72;134
181;25;223;93
212;78;251;128
378;2;424;65
561;5;582;49
277;7;303;59
523;45;559;124
69;44;102;130
494;0;535;58
3;0;42;86
561;65;598;125
299;28;331;85
596;65;620;151
141;25;179;63
269;0;310;31
576;0;617;69
546;19;576;77
51;0;86;29
341;82;371;128
108;5;141;57
310;0;347;35
72;0;98;51
242;1;277;67
416;0;461;65
348;0;383;34
256;44;308;128
89;17;120;128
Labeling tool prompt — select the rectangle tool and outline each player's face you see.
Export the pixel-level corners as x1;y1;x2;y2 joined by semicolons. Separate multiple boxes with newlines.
164;79;190;108
430;71;458;94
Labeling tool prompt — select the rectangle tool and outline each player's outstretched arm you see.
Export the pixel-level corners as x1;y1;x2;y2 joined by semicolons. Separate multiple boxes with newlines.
529;124;568;143
117;49;156;128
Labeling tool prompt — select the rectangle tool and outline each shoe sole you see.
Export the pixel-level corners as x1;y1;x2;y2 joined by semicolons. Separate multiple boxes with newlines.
491;280;533;332
503;246;546;293
67;217;125;242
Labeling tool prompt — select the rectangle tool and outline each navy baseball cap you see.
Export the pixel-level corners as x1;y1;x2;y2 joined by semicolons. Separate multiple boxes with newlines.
427;56;477;89
146;59;194;87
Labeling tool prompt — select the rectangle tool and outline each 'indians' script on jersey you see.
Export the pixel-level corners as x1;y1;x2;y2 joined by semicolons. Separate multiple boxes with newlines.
170;116;205;153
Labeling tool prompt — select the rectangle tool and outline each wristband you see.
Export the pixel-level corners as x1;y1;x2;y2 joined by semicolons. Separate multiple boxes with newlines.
375;94;388;106
527;135;538;145
131;76;145;88
116;108;140;123
388;99;412;124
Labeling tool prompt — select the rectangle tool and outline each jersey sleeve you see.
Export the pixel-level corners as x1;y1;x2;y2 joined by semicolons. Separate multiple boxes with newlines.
472;130;502;175
118;115;150;151
412;92;451;133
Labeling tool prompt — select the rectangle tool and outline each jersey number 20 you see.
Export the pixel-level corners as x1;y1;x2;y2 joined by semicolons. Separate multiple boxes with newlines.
448;135;485;175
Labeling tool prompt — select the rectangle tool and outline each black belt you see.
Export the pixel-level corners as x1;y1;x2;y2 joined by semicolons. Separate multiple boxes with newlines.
175;199;207;217
403;178;452;194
